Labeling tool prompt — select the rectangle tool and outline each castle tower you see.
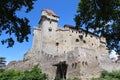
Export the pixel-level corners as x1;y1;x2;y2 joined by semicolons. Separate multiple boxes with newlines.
39;9;59;28
39;9;59;38
32;9;59;51
38;9;59;53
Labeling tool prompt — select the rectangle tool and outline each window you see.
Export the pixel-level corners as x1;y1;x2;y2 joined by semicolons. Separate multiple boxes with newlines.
83;40;86;43
48;28;52;32
76;39;79;42
92;43;93;45
72;63;74;68
85;62;88;66
82;61;84;66
50;21;52;24
90;35;93;38
75;62;77;68
56;42;59;46
79;31;82;33
65;40;66;42
79;35;83;40
96;56;98;60
72;63;77;68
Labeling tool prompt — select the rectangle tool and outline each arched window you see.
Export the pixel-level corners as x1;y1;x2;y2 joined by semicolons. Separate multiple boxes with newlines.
76;39;79;42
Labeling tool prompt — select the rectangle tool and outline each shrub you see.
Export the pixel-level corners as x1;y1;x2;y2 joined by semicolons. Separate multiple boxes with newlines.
0;70;20;80
92;70;120;80
0;66;47;80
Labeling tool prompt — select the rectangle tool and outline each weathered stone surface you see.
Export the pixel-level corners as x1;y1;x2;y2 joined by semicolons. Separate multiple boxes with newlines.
6;9;120;80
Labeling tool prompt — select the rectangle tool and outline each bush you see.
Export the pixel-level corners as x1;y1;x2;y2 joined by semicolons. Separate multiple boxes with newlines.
92;70;120;80
64;77;80;80
18;66;47;80
0;66;47;80
0;69;20;80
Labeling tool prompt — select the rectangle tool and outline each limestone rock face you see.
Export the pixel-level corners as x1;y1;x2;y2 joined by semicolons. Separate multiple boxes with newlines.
6;9;120;80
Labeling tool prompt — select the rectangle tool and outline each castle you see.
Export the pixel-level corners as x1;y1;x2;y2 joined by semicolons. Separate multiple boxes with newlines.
6;9;120;80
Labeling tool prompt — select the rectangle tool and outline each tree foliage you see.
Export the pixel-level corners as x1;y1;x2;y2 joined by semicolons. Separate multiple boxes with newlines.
0;57;6;72
0;57;6;64
65;77;80;80
92;70;120;80
18;66;47;80
0;70;20;80
0;66;47;80
0;0;36;47
75;0;120;51
0;65;80;80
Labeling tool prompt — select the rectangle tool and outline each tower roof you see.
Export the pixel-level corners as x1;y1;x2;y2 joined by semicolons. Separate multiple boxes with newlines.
42;9;59;18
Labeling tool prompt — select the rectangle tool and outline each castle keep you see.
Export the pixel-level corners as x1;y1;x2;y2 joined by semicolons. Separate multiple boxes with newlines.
7;9;120;80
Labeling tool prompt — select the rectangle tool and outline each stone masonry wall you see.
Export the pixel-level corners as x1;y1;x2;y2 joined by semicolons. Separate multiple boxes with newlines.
6;9;120;80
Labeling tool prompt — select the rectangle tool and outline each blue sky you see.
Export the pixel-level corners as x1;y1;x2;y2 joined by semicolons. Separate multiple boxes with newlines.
0;0;80;63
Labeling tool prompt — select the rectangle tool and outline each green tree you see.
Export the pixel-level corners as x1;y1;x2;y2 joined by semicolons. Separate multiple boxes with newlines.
65;77;80;80
18;66;47;80
0;66;47;80
0;0;36;47
92;70;120;80
0;70;20;80
0;57;6;71
75;0;120;51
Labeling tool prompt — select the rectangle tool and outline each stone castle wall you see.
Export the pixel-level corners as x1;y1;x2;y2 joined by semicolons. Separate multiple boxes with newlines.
6;9;120;80
32;9;107;55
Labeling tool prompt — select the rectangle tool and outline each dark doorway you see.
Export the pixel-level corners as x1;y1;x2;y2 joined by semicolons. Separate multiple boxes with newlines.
53;61;68;80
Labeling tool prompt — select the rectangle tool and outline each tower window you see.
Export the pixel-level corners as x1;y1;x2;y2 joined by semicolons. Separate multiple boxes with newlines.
90;35;93;38
85;62;88;66
48;28;52;32
65;40;66;42
56;42;59;46
79;31;82;33
92;43;93;45
76;39;79;42
72;63;74;68
96;56;98;60
83;40;86;43
50;21;52;24
79;35;83;40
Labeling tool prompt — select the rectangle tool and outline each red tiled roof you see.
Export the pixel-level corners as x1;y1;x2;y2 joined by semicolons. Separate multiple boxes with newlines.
42;9;59;17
